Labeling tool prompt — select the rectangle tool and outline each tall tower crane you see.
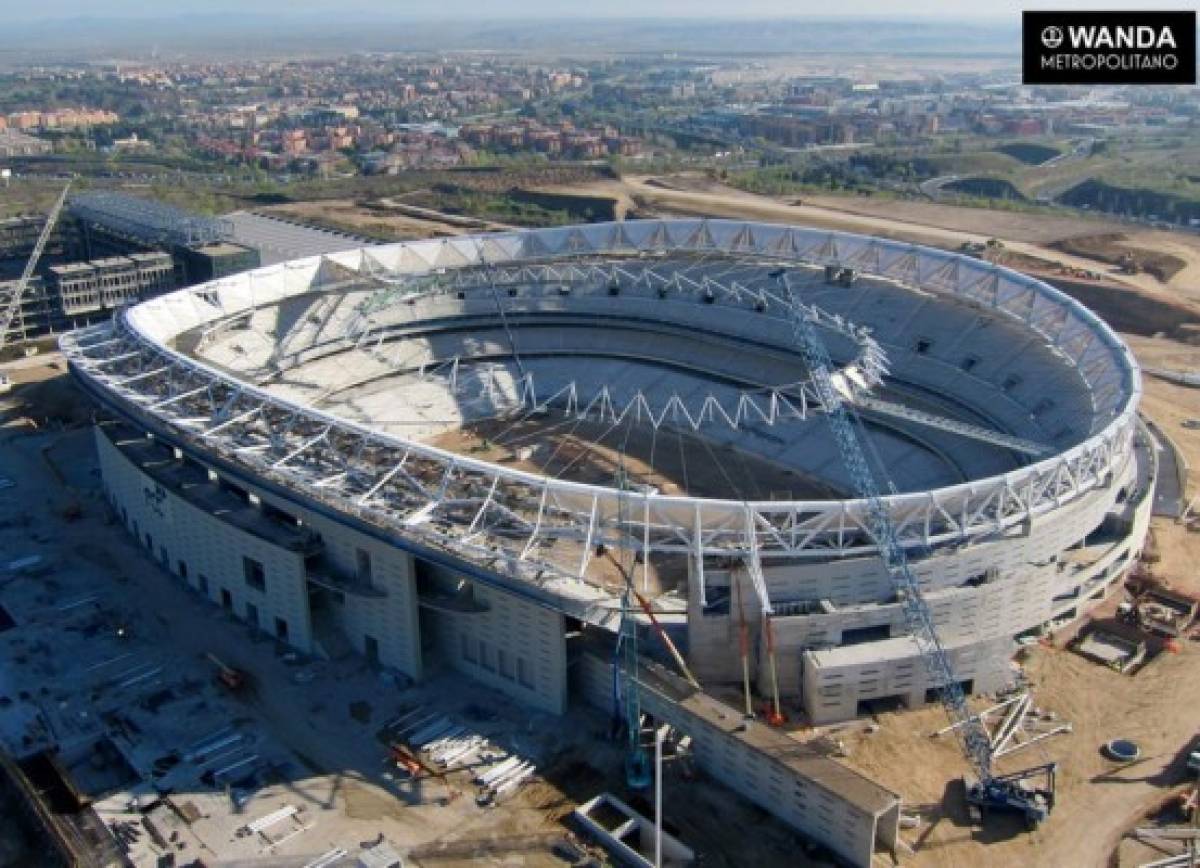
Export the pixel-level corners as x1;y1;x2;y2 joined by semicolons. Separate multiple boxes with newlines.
613;460;652;790
780;270;1056;828
0;181;71;353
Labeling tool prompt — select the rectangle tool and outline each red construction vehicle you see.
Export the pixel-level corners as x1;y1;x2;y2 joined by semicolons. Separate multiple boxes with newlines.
207;653;247;692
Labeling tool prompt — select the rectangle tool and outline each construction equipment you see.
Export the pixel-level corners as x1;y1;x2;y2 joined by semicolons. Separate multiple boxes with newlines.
762;613;786;726
206;653;247;692
613;464;651;790
629;586;700;690
734;574;753;718
390;743;424;777
391;742;434;779
0;181;71;353
781;270;1057;829
933;691;1071;760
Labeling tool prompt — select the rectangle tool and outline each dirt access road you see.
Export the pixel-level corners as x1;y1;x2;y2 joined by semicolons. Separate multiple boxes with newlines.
536;174;1200;306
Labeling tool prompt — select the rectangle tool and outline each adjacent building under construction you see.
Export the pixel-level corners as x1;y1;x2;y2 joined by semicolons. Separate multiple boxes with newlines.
0;192;261;346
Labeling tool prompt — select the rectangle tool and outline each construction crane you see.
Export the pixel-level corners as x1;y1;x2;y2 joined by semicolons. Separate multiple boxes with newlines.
0;181;71;353
607;457;654;790
616;584;651;789
780;270;1056;829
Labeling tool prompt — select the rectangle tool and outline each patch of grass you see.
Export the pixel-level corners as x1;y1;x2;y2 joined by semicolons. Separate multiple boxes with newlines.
921;151;1022;176
409;184;576;227
1058;178;1200;227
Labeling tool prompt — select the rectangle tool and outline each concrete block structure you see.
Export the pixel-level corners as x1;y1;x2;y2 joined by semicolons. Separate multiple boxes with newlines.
575;651;901;867
67;191;260;289
62;219;1150;865
48;252;175;317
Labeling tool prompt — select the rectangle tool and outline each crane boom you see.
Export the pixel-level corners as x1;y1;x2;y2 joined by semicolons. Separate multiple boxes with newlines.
780;272;995;779
781;270;1057;827
0;181;71;352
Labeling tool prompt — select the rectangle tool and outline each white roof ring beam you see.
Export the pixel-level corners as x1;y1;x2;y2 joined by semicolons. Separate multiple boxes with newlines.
61;219;1140;587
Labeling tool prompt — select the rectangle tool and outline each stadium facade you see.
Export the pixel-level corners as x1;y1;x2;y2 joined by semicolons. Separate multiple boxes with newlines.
63;219;1153;730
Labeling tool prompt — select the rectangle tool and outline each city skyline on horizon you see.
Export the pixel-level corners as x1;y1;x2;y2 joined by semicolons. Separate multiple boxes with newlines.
9;0;1198;23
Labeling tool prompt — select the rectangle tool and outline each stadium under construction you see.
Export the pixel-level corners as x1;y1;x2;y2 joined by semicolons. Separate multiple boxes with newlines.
59;218;1154;864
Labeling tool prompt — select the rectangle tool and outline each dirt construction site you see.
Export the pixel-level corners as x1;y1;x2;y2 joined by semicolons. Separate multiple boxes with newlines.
0;361;835;868
3;177;1200;866
566;174;1200;868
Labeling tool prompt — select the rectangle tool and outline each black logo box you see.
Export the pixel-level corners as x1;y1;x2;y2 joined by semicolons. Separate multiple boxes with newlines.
1023;10;1196;85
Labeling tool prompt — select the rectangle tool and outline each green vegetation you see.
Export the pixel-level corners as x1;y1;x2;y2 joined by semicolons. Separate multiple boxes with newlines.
417;184;577;226
140;185;246;216
1023;132;1200;223
728;160;893;197
918;151;1023;176
1059;178;1200;226
0;180;67;219
927;192;1048;214
726;130;1200;224
727;149;1028;199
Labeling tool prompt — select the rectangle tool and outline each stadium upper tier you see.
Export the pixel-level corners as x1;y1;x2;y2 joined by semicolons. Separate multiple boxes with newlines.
61;220;1140;604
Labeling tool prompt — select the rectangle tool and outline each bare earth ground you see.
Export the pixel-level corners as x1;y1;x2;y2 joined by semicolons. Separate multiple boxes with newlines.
431;417;839;500
0;363;829;868
833;342;1200;868
839;636;1200;868
1051;234;1187;284
536;174;1200;308
11;178;1200;865
536;173;1200;866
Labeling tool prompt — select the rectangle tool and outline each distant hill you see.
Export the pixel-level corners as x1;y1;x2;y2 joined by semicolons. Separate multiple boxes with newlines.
0;15;1019;64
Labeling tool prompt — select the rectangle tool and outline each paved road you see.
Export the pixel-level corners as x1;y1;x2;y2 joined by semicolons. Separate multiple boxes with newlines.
1145;419;1185;517
918;174;959;198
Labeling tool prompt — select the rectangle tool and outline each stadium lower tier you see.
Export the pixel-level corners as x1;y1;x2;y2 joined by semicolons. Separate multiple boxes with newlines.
89;404;1154;727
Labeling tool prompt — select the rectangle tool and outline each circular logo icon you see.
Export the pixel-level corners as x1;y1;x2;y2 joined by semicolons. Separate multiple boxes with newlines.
1041;26;1064;49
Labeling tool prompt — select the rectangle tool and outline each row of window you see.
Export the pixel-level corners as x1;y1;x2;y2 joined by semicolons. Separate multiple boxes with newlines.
119;499;289;641
121;487;380;605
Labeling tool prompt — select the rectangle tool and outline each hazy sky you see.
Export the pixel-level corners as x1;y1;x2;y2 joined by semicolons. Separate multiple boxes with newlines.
11;0;1198;22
